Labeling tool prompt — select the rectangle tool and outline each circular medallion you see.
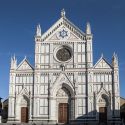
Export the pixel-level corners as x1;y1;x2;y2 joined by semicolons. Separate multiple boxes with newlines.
55;45;72;62
57;28;70;40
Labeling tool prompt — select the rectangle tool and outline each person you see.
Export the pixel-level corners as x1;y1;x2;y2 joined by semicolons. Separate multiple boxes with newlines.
0;97;2;123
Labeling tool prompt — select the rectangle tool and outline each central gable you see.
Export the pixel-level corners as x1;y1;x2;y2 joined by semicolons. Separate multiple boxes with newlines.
48;25;82;41
42;17;86;42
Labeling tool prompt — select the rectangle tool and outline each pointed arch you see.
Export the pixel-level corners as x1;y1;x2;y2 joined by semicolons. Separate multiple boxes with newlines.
56;87;71;97
50;73;74;97
96;86;110;102
17;94;29;106
97;94;109;107
16;93;29;122
17;88;29;99
51;82;74;97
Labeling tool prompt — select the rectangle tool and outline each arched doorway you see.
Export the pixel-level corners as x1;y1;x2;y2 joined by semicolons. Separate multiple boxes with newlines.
16;95;29;123
56;87;71;124
20;96;29;123
98;94;109;123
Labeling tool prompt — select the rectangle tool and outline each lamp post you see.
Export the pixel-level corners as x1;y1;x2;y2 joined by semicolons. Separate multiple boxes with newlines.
0;97;3;123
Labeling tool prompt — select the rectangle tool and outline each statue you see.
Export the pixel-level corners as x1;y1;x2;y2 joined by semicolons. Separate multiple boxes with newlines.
36;24;41;36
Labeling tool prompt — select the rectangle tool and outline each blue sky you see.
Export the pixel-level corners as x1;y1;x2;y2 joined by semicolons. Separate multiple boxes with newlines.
0;0;125;100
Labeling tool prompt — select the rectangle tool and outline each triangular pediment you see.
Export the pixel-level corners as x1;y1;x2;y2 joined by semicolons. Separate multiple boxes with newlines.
48;25;82;41
94;57;112;69
18;87;29;97
55;73;73;85
96;85;110;102
17;58;34;71
42;17;86;42
98;86;109;96
51;72;74;97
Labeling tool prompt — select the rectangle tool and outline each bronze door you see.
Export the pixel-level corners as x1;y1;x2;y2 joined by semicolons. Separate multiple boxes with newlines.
99;107;107;122
21;107;28;123
58;103;69;123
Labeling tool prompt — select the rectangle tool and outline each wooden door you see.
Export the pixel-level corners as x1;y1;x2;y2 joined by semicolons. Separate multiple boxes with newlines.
21;107;28;123
58;103;69;123
99;107;107;122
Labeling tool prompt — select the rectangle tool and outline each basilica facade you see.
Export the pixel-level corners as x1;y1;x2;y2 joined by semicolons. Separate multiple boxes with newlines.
8;10;120;124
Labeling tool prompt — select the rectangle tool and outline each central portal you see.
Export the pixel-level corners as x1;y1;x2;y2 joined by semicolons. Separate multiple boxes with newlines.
58;103;69;123
56;86;71;124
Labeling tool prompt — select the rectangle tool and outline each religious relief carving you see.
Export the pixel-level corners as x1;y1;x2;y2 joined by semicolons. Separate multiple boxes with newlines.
60;64;65;71
60;77;65;82
99;98;105;103
56;88;70;97
98;94;109;107
68;33;78;40
21;96;28;107
50;34;58;40
56;28;70;40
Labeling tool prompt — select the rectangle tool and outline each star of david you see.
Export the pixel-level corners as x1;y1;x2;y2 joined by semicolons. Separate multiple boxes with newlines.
59;29;68;38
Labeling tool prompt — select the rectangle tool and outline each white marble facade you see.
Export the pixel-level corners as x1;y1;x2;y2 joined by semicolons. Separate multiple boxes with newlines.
8;10;120;124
